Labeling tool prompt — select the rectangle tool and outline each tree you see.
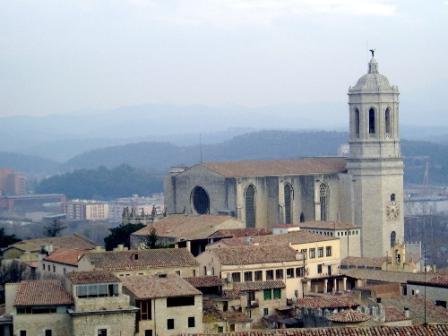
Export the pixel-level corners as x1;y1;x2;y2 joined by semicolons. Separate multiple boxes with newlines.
104;223;145;251
145;227;158;249
0;228;20;248
44;219;67;237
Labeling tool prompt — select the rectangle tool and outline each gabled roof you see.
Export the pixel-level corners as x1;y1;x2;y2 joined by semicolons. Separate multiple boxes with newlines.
43;248;86;266
14;280;73;306
299;221;360;230
206;244;302;265
82;248;198;271
214;230;336;248
200;157;347;178
234;280;285;292
132;215;244;241
327;309;370;323
208;228;271;239
296;295;358;309
341;256;387;269
68;270;120;284
188;325;448;336
122;274;201;299
7;234;96;253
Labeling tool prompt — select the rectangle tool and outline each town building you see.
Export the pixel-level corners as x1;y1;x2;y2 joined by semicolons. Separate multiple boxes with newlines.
67;271;138;336
197;244;304;302
78;248;199;278
122;274;203;336
5;280;73;336
164;55;404;258
0;168;26;196
108;194;164;223
405;275;448;308
64;200;109;221
40;248;87;277
130;214;245;255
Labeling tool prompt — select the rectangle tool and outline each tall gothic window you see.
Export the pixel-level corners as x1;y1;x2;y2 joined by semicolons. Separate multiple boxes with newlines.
354;108;360;137
245;185;256;228
320;183;329;221
385;108;391;136
300;212;305;223
369;108;376;134
390;231;397;248
284;184;293;224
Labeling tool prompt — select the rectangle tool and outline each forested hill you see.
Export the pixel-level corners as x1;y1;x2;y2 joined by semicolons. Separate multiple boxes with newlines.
32;130;448;199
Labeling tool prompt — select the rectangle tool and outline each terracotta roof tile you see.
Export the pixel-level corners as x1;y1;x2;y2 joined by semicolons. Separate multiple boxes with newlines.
189;324;448;335
83;248;198;271
14;280;73;306
296;295;358;309
68;270;120;284
234;280;285;292
9;234;96;253
384;306;409;322
208;244;302;265
208;228;271;239
214;231;335;248
201;157;347;178
122;274;201;299
341;256;387;268
299;221;360;230
327;309;370;323
43;248;86;266
132;215;244;241
185;276;224;288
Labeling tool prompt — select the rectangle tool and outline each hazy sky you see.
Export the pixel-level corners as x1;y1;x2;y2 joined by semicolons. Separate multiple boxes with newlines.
0;0;447;125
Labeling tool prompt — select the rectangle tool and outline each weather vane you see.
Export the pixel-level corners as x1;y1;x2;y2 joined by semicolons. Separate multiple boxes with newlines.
369;49;375;57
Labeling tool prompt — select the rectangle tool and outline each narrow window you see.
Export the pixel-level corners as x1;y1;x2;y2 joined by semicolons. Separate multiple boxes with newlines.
385;108;391;136
320;184;329;221
263;289;272;300
326;246;332;257
354;108;360;137
20;331;27;336
97;329;107;336
390;231;396;248
255;271;262;281
300;212;305;223
244;271;253;282
369;108;376;134
318;247;324;258
390;193;396;202
275;269;284;279
264;308;269;316
266;270;274;280
273;288;282;299
188;317;195;328
245;185;256;228
317;264;323;274
284;184;293;224
167;319;174;330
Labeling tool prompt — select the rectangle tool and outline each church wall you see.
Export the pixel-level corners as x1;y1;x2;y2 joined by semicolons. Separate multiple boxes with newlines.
338;173;354;225
299;176;316;223
165;166;234;215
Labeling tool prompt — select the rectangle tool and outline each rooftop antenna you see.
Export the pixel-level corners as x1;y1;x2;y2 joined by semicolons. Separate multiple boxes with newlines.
199;133;203;164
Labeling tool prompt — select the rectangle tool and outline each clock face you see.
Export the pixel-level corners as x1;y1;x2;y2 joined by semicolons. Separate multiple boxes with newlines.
386;202;400;220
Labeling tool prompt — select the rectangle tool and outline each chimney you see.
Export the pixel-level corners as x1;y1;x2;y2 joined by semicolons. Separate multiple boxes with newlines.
404;307;410;318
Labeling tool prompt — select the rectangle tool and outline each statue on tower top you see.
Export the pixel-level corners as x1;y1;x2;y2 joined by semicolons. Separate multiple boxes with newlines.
369;49;375;57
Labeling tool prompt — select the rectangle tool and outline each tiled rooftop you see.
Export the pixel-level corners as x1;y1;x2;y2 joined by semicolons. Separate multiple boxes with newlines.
234;280;285;292
82;248;198;271
208;228;271;239
384;306;409;322
15;280;73;306
8;234;96;253
122;274;201;299
68;270;120;284
327;309;370;323
43;248;86;266
299;221;360;230
200;157;347;178
296;295;358;309
185;276;224;288
132;215;244;241
341;256;387;269
189;324;448;335
207;244;302;265
214;230;336;248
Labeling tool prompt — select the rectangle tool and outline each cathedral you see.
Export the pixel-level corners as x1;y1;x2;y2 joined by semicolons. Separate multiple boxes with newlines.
164;54;404;258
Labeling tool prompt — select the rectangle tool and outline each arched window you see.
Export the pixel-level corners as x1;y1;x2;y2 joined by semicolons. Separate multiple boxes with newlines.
354;108;360;137
284;184;293;224
245;185;256;228
369;108;376;134
300;212;305;223
191;186;210;214
320;183;329;221
390;231;396;248
390;193;396;202
385;108;391;136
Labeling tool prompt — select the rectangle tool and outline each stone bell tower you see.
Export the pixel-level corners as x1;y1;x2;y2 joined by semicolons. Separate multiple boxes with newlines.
347;51;404;257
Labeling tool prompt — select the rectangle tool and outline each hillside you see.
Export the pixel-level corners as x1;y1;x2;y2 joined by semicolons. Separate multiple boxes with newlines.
0;151;58;175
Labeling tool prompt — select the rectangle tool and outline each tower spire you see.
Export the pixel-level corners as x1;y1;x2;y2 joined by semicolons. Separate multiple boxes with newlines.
368;51;379;74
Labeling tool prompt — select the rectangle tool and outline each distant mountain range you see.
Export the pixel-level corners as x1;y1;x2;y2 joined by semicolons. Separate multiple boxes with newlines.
2;103;447;162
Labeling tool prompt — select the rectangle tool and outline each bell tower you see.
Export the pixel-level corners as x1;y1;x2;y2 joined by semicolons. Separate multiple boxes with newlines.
347;52;404;257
